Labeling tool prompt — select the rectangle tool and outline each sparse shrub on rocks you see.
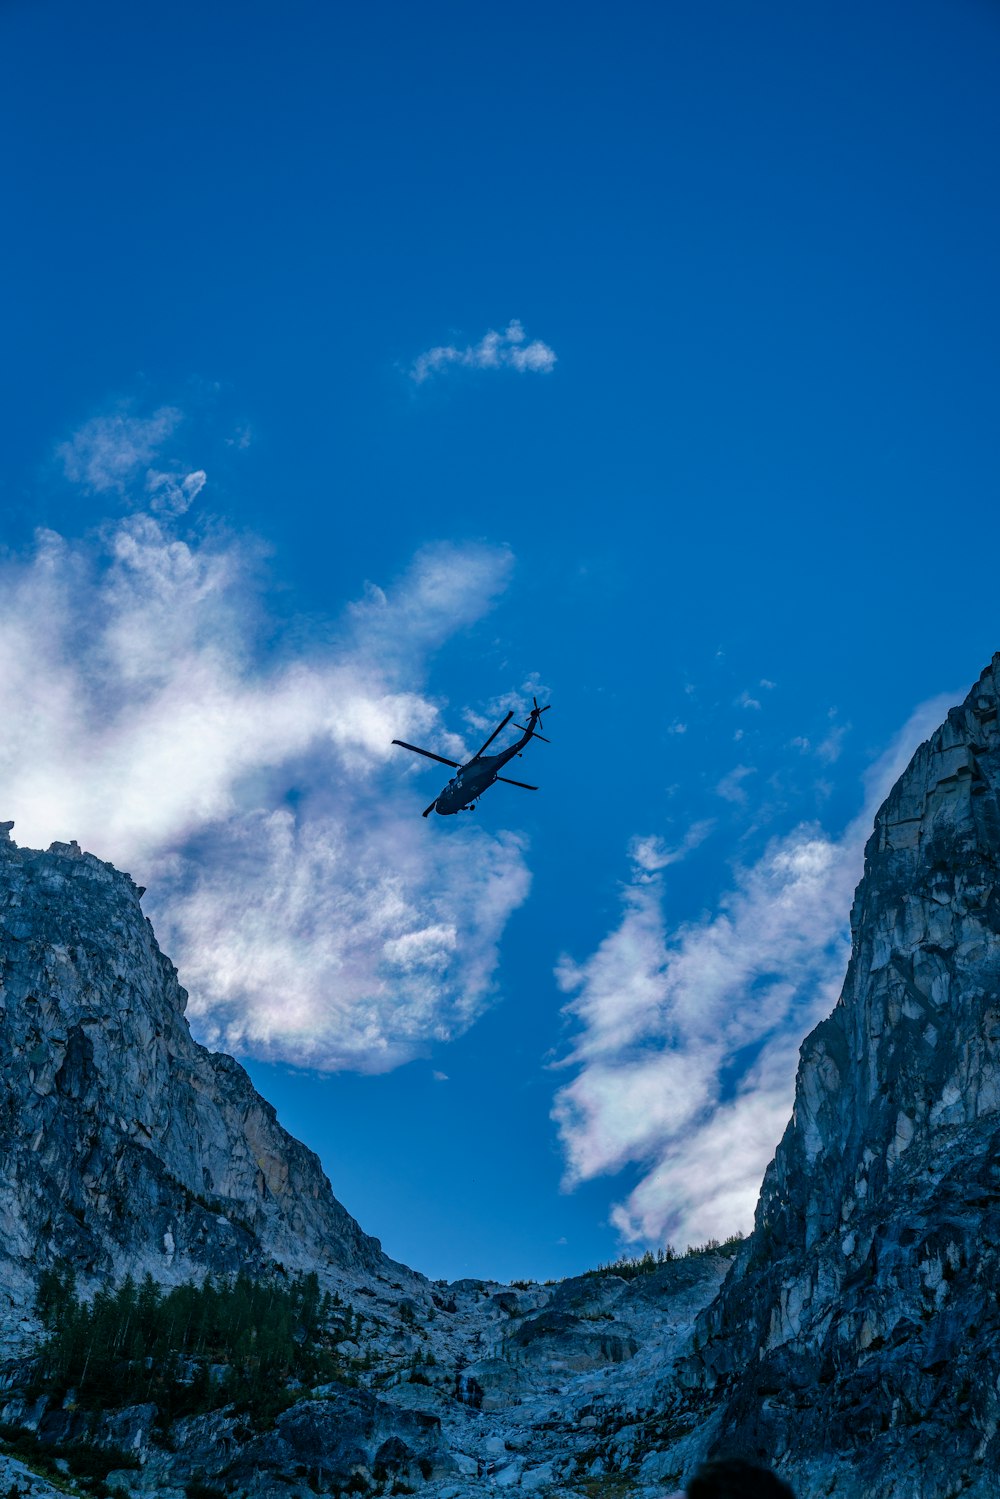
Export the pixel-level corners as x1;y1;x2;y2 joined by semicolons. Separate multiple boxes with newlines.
585;1235;744;1280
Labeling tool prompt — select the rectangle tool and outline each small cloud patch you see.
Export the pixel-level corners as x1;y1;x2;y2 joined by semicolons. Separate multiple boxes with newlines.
58;407;182;494
409;320;556;384
146;469;207;517
716;765;756;804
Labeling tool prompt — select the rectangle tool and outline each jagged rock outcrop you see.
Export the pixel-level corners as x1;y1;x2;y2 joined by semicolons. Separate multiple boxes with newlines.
0;824;390;1347
123;1387;453;1497
504;1274;639;1374
684;655;1000;1494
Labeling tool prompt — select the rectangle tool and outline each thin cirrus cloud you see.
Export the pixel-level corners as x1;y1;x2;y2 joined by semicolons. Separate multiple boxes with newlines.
58;406;184;494
1;410;531;1074
714;764;756;804
58;406;207;518
409;319;557;384
552;691;956;1248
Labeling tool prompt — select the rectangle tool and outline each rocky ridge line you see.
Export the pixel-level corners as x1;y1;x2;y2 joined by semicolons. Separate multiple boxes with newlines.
0;822;396;1349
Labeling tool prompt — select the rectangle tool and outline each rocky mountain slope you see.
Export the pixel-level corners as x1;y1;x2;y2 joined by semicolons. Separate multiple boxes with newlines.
6;654;1000;1499
0;822;736;1498
0;1251;731;1499
0;822;396;1349
673;653;1000;1494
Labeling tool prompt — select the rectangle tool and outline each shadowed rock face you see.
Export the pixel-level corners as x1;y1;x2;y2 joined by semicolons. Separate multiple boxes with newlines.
0;826;386;1342
221;1388;452;1494
688;656;1000;1493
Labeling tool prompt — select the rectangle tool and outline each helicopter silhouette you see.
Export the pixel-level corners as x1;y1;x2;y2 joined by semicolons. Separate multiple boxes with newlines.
392;697;551;817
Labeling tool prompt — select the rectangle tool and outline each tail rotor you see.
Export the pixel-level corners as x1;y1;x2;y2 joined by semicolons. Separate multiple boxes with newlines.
514;697;552;743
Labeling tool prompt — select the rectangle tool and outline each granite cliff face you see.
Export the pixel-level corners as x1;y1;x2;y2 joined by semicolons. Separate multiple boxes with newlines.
683;655;1000;1493
6;658;1000;1498
0;823;387;1344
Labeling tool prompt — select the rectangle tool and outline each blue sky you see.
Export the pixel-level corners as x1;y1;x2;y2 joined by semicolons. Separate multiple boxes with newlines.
2;0;999;1280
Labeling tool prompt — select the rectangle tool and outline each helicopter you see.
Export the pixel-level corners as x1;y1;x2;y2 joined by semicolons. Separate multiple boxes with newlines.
392;697;552;817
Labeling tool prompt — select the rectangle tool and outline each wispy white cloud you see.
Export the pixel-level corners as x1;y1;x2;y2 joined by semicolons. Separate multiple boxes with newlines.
715;764;756;803
630;822;713;876
409;320;557;384
1;411;531;1074
815;722;849;764
346;543;515;687
146;468;207;517
58;407;183;493
789;721;850;765
552;692;956;1247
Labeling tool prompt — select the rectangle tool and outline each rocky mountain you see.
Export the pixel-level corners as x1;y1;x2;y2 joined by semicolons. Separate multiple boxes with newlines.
0;1249;731;1498
5;655;1000;1499
0;822;395;1348
0;818;733;1499
675;653;1000;1494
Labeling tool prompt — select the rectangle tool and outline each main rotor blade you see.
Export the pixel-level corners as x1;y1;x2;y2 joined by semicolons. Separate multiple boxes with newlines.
496;776;538;790
473;710;514;759
392;740;461;769
514;723;550;742
421;799;438;818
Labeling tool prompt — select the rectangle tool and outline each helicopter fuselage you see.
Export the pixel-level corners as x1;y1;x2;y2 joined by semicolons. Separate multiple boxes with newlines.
434;736;528;815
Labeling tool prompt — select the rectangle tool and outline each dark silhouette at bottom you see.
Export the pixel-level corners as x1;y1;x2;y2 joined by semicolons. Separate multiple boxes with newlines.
686;1457;796;1499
